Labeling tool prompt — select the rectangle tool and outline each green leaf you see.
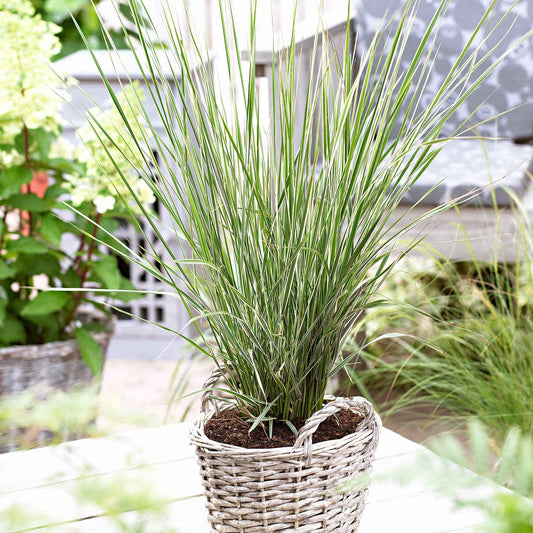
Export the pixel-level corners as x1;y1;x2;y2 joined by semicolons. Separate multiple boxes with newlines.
40;213;64;245
93;256;121;289
60;268;82;288
31;128;52;160
15;128;53;160
47;158;86;176
0;286;7;326
43;183;67;200
6;237;48;255
22;312;61;338
0;166;32;198
118;1;152;29
75;326;104;375
16;253;61;277
0;315;27;345
41;316;61;343
0;260;15;280
44;0;92;21
99;217;120;234
3;193;49;212
20;291;70;317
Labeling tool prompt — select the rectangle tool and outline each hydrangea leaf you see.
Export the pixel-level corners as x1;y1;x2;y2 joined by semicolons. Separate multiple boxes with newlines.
60;267;82;288
93;256;121;289
0;260;15;280
3;193;49;213
47;158;86;176
110;278;145;302
20;291;70;317
15;128;52;160
75;326;104;375
0;167;32;198
0;315;27;345
40;213;64;245
6;237;48;255
16;253;61;277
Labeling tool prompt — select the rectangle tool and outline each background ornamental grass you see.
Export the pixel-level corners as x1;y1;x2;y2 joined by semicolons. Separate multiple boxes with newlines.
347;199;533;442
82;0;531;425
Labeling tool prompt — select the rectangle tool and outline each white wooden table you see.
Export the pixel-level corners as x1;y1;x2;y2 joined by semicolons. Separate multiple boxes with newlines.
0;424;502;532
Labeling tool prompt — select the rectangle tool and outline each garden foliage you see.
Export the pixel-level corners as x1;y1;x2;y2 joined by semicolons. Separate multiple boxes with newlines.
351;249;533;439
0;0;153;372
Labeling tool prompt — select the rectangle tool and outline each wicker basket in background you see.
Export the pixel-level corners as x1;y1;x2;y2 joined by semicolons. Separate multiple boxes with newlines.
0;310;115;398
191;371;381;532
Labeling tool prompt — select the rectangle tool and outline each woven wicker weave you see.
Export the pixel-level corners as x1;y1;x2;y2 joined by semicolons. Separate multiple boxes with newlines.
0;311;114;397
191;371;381;532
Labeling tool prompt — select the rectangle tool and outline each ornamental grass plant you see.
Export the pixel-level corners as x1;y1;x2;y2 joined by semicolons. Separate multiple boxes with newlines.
82;0;531;427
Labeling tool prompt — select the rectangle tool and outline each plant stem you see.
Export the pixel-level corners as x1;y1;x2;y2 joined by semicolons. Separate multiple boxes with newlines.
22;125;33;236
0;209;8;251
73;232;87;272
63;212;101;331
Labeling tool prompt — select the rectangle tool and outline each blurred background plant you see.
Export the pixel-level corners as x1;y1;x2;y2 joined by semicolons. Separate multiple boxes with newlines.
481;493;533;532
0;0;153;365
73;471;179;532
0;0;157;454
0;383;155;452
431;420;533;531
340;417;533;531
430;419;533;499
343;194;533;444
0;386;102;451
27;0;136;59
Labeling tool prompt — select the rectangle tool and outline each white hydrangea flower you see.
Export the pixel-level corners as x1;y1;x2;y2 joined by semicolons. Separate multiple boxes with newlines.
94;195;116;214
0;0;68;170
0;0;34;15
66;83;155;214
71;182;94;206
0;149;24;167
50;137;75;160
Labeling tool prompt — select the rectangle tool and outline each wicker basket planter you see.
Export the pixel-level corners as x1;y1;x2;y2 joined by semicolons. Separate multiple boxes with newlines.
0;311;115;398
191;377;381;532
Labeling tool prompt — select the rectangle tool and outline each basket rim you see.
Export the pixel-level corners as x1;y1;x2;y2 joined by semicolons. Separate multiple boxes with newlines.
190;396;381;458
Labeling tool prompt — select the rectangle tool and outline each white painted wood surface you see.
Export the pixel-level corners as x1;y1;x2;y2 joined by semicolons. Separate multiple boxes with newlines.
0;423;502;532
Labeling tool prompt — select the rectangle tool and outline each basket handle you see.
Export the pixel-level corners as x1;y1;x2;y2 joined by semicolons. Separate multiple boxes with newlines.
293;396;381;465
200;367;227;414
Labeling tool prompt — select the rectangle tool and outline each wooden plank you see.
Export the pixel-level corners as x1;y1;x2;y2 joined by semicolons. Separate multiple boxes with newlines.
0;460;204;531
0;424;415;497
361;434;496;533
29;497;209;533
0;423;194;495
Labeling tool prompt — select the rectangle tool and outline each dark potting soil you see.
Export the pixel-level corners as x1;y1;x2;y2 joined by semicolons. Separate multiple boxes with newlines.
204;408;364;449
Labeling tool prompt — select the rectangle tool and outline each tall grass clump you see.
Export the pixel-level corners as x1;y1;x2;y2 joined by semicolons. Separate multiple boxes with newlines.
76;0;531;425
394;311;533;437
349;193;533;440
